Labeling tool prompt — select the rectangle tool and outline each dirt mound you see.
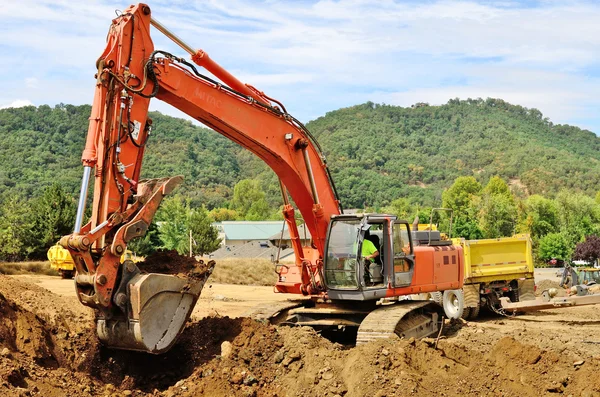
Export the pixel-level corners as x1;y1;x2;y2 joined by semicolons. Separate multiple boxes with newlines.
138;250;213;278
1;275;600;396
536;279;567;296
0;275;92;332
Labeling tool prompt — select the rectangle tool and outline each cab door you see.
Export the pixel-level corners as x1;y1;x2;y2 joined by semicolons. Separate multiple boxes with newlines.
391;221;415;287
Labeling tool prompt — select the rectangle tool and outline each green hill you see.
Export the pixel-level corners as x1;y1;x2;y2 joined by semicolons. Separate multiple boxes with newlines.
0;104;241;208
309;98;600;208
1;98;599;210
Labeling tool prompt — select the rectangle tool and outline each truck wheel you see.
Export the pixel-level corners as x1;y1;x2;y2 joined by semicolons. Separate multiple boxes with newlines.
442;289;464;319
60;270;74;279
461;307;471;320
468;304;481;319
508;288;519;303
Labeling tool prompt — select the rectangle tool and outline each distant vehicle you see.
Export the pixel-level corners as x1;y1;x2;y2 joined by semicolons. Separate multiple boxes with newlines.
559;263;600;288
48;244;140;279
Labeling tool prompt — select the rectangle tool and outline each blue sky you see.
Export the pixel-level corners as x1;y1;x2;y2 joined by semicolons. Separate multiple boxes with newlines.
0;0;598;133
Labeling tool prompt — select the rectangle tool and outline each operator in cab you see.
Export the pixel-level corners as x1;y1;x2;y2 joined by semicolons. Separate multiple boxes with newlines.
362;236;379;263
362;230;380;285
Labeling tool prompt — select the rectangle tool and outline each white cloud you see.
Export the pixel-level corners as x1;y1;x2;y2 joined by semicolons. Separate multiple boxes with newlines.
25;78;38;89
1;0;599;131
0;100;34;109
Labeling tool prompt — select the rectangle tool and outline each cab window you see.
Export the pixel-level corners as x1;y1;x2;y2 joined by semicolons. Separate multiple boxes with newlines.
324;219;360;289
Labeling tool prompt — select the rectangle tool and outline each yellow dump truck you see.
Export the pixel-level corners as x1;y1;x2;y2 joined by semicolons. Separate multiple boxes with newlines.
47;244;77;279
48;244;140;279
452;234;535;319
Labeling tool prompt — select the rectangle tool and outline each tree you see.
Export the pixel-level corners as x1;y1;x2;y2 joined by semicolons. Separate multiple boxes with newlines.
522;195;558;239
230;179;271;220
29;184;77;258
189;207;221;256
538;232;571;262
573;235;600;265
0;196;34;260
209;207;240;222
155;196;221;255
554;190;600;245
477;177;517;239
156;196;190;254
453;218;483;240
246;199;272;221
478;193;517;238
442;176;482;218
483;175;512;197
127;222;161;256
383;198;415;220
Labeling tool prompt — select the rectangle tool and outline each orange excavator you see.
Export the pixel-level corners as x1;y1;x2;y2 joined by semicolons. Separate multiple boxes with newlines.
60;3;463;353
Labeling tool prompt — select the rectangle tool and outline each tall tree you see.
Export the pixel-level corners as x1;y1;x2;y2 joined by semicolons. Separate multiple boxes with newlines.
442;176;482;217
230;179;271;220
127;222;161;256
478;193;517;238
555;190;600;245
209;208;240;222
522;195;558;239
538;232;571;262
189;207;221;256
30;183;77;258
442;176;483;239
0;195;34;260
155;196;221;255
156;196;190;254
478;177;517;239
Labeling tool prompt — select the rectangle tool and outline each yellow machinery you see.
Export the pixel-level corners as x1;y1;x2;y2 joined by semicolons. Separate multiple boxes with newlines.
48;244;76;279
451;234;535;319
48;244;139;279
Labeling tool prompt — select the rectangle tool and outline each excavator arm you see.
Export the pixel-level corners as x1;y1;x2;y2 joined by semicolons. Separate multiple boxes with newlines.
60;3;342;353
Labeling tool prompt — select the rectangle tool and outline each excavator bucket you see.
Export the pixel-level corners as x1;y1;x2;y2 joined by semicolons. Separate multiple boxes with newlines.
96;261;215;354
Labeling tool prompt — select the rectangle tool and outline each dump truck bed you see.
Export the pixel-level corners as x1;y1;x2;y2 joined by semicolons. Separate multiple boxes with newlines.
453;234;534;284
47;244;75;272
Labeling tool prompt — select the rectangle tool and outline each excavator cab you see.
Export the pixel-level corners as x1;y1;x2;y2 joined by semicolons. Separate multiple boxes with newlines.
324;215;415;298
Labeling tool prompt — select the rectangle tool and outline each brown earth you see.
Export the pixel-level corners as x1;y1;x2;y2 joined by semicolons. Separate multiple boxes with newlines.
535;280;568;297
138;250;213;277
1;275;600;396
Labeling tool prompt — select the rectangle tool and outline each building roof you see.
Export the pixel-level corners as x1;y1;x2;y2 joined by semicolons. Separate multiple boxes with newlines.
214;221;287;241
268;223;312;241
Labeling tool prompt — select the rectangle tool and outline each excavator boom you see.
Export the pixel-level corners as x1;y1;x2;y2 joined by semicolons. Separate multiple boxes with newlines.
61;3;342;353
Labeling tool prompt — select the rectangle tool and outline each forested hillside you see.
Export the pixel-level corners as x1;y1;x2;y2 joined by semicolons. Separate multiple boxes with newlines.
0;104;241;208
309;98;600;208
1;98;599;211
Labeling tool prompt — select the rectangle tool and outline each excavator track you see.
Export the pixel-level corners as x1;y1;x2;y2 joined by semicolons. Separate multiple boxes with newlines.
356;301;441;345
243;300;307;324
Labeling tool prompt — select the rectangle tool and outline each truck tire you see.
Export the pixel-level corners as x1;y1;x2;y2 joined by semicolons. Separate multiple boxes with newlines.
468;304;481;319
60;270;74;279
442;289;465;319
461;307;471;320
518;279;535;301
508;288;519;303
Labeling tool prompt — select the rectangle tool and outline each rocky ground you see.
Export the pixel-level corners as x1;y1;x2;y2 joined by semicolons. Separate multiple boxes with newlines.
0;274;599;397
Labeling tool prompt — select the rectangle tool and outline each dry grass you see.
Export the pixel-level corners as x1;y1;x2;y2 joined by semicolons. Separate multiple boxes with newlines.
206;258;279;286
0;261;58;276
0;258;284;286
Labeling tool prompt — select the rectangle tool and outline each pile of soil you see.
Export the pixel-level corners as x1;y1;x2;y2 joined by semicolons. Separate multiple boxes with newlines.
139;250;213;279
535;280;567;296
1;274;600;396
